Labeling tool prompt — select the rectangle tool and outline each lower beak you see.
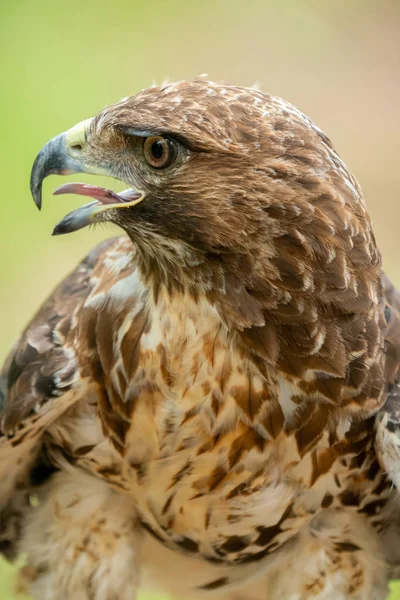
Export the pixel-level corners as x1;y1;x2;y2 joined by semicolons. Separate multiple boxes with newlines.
51;183;143;235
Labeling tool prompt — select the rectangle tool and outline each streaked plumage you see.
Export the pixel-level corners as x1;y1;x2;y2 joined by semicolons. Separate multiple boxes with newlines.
1;79;400;599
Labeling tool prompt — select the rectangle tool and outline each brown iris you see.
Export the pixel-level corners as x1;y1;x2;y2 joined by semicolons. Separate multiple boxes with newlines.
143;136;175;168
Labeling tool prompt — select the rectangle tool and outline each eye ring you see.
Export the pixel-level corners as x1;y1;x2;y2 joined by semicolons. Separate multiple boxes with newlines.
143;136;176;169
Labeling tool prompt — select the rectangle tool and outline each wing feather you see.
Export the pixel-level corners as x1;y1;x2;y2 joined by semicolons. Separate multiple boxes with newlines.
375;273;400;487
0;237;122;557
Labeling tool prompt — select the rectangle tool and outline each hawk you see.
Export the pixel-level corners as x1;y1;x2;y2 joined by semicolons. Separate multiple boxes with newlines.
1;79;400;600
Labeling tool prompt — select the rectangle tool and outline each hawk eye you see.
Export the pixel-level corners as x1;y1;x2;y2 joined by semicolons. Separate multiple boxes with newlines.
143;136;176;169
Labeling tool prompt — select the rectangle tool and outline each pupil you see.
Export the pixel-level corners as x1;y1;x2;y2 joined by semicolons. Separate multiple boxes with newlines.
151;141;164;160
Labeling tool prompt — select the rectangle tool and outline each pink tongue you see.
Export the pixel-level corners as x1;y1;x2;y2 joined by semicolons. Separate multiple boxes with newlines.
53;183;140;204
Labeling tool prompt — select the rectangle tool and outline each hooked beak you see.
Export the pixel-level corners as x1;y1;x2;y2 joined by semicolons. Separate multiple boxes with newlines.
30;118;144;235
30;118;93;210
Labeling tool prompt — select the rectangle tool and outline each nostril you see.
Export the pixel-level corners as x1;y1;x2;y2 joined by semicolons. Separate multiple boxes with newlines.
71;144;83;151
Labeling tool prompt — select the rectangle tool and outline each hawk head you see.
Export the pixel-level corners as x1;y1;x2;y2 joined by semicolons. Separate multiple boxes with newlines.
30;79;380;338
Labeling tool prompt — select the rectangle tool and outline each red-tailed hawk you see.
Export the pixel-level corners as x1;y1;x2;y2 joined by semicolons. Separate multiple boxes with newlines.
1;79;400;600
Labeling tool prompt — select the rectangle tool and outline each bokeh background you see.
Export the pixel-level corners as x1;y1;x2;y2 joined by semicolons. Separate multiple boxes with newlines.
1;0;400;597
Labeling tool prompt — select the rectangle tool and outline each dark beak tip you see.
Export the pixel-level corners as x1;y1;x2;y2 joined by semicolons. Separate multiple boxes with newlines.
30;175;42;210
52;220;67;236
33;190;42;211
30;153;44;210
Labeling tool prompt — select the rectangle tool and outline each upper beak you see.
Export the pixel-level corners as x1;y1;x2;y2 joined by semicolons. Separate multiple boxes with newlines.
30;119;92;210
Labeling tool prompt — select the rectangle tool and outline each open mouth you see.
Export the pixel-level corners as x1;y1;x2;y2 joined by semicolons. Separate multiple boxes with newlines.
54;182;142;205
51;183;144;236
29;125;145;235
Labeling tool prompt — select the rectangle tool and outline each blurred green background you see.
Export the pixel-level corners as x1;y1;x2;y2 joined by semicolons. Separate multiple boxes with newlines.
1;0;400;597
